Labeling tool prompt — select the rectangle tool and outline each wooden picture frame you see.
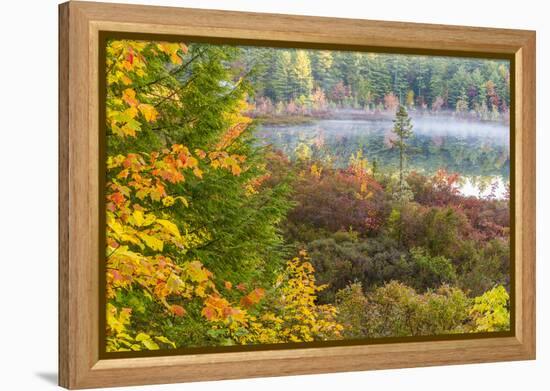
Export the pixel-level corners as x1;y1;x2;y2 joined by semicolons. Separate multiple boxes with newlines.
59;1;536;388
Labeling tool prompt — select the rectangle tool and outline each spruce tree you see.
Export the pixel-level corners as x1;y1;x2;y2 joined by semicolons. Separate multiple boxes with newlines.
391;105;414;199
310;50;334;92
271;50;293;102
366;54;392;103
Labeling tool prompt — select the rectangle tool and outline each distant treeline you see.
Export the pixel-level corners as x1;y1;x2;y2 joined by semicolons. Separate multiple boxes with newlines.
237;47;510;119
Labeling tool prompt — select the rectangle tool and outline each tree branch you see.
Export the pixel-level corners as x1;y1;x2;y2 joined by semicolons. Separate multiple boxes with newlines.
135;48;205;91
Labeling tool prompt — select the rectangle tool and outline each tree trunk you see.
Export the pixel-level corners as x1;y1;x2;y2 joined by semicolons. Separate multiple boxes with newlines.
399;141;404;197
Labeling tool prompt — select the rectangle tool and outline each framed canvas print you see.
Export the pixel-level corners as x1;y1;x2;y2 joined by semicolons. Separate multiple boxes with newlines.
59;1;536;389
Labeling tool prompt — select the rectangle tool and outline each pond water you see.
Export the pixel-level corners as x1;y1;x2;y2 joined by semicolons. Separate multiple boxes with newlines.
257;115;510;199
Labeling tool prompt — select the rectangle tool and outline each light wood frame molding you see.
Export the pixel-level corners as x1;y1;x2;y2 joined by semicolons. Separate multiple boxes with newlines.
59;1;536;388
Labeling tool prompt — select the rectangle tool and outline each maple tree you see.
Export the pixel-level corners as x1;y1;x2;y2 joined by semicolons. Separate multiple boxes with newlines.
204;251;343;345
470;285;510;332
104;39;342;351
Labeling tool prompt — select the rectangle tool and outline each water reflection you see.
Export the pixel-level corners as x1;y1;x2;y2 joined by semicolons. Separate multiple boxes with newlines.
459;176;507;200
257;115;510;200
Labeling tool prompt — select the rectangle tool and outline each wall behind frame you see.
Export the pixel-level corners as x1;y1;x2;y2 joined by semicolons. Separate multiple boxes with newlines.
0;0;545;390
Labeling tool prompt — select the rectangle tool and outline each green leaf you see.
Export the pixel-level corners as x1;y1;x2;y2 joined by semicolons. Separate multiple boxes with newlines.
135;332;150;342
142;339;160;350
154;336;176;348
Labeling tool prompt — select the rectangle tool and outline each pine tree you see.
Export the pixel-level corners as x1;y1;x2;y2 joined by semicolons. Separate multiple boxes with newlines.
289;50;314;99
428;58;449;108
448;66;470;110
389;56;409;103
270;50;293;102
310;50;334;92
391;105;414;199
470;68;485;109
366;54;392;104
411;57;431;107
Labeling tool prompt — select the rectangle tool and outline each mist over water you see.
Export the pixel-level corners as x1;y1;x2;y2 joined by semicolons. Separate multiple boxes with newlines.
406;115;509;145
257;114;510;200
259;116;509;145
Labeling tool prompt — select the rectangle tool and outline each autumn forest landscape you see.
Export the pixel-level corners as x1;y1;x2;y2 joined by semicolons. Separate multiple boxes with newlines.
105;40;511;352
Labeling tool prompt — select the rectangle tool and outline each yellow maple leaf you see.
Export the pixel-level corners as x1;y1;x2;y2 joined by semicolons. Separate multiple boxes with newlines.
130;210;145;226
137;232;164;251
186;261;209;283
122;88;138;107
193;167;203;179
156;219;181;239
157;42;183;64
195;285;206;298
138;103;158;122
107;217;124;236
162;196;175;207
129;210;156;227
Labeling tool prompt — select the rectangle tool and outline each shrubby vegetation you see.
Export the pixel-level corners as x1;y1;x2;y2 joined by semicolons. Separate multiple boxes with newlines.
104;40;510;352
337;282;471;338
